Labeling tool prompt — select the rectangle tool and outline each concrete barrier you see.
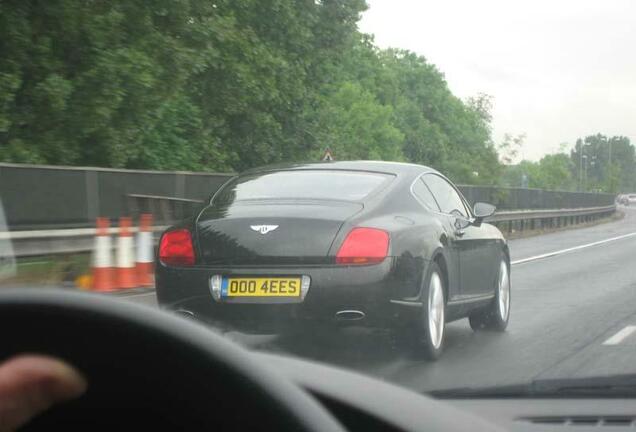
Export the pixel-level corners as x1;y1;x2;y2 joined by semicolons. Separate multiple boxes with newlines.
0;163;232;230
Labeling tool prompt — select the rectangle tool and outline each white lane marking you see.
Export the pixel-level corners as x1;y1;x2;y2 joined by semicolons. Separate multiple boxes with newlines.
603;326;636;346
511;232;636;265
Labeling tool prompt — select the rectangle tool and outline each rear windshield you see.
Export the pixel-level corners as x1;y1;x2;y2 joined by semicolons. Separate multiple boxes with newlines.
214;170;392;204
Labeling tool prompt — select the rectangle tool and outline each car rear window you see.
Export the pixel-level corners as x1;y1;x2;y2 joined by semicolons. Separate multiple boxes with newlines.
214;170;392;204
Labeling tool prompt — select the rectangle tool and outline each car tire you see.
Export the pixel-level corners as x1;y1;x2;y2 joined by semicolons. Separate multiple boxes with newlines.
391;261;446;360
469;256;511;332
415;261;446;360
424;262;446;359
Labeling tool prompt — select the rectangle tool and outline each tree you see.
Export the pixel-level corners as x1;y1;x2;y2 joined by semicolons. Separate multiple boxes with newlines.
534;154;576;191
311;81;404;160
354;49;500;184
466;93;493;125
0;0;224;167
0;0;369;171
502;153;575;191
570;134;636;192
498;133;526;165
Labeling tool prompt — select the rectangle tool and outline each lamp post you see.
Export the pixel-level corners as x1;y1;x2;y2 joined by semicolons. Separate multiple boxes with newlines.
608;140;613;192
579;143;585;192
589;156;597;192
579;142;582;191
582;154;588;192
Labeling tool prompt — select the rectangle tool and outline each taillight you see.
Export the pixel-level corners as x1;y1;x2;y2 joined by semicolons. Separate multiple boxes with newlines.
159;229;195;266
336;227;389;265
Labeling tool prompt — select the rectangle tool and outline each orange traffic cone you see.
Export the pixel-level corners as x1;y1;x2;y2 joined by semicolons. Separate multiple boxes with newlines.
136;213;154;287
92;217;115;292
115;216;137;289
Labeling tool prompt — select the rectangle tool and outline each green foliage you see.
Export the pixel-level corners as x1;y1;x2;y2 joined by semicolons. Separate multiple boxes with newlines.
0;0;208;167
498;133;526;165
311;82;404;160
536;154;577;191
131;95;225;171
1;0;373;171
0;0;538;188
570;134;636;193
501;133;636;194
323;45;500;184
502;154;576;191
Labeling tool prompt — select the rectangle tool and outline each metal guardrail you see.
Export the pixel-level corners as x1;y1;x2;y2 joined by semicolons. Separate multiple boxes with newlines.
486;205;617;234
1;193;205;257
1;226;167;257
1;205;617;257
459;185;615;210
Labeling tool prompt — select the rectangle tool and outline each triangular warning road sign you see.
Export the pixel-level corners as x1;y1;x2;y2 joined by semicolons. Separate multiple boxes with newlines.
322;148;334;161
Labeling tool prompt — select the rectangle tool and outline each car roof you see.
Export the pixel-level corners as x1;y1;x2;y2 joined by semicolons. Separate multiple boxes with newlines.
240;160;438;178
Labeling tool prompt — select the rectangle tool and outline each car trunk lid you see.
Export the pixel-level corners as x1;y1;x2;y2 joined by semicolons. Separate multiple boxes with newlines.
196;200;363;265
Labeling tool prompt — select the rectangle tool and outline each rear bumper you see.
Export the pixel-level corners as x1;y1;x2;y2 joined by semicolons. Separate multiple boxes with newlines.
155;259;425;331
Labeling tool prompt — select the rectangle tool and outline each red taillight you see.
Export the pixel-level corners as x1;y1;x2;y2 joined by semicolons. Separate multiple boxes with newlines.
159;229;195;266
336;227;389;265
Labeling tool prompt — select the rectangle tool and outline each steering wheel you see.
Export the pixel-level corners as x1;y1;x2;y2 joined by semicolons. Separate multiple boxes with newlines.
0;290;345;431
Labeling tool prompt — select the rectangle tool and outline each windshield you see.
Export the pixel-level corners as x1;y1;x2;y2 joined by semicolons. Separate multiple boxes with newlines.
2;0;636;402
214;170;391;204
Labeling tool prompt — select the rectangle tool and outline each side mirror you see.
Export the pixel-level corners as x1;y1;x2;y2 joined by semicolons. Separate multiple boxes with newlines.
473;202;496;224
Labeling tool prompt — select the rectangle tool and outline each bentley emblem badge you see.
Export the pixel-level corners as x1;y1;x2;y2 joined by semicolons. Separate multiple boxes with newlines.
250;225;279;235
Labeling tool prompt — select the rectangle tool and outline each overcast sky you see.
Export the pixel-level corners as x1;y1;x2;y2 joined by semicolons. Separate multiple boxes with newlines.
359;0;636;161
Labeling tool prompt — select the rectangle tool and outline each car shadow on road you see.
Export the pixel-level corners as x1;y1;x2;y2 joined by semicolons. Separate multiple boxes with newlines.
242;320;481;377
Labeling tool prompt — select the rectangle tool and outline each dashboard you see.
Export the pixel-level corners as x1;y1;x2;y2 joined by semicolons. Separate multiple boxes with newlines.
258;353;636;432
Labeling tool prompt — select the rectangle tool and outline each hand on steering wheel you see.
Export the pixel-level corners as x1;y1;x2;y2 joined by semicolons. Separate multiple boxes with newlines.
0;290;344;431
0;355;86;432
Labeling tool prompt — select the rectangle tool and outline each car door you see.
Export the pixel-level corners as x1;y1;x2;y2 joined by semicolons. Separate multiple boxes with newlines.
454;200;500;298
422;174;494;298
411;178;461;301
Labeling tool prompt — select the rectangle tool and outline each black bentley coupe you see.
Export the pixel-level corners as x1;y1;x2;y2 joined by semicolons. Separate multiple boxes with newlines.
156;161;510;359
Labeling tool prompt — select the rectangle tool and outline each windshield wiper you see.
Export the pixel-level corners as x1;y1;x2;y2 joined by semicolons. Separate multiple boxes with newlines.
431;375;636;398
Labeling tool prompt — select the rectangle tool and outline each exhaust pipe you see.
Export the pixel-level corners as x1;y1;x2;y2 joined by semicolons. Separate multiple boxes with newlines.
335;310;366;321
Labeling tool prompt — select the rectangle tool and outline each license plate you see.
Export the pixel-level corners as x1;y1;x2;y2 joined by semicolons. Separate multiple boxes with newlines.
221;277;302;298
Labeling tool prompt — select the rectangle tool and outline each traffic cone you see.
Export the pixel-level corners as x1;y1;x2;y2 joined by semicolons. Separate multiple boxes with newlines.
115;216;137;289
91;217;115;292
135;213;154;287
